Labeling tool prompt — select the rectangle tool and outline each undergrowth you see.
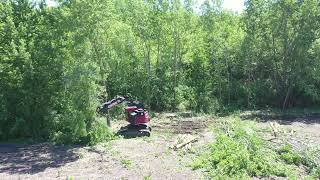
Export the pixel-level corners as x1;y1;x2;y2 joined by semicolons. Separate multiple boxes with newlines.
191;117;297;179
87;118;115;145
302;146;320;179
278;144;302;166
278;144;320;179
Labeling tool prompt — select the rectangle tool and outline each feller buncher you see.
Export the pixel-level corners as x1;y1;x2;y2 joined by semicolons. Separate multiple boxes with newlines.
96;96;151;137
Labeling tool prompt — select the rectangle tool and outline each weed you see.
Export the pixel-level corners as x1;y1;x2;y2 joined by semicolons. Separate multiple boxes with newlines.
111;149;120;156
121;158;133;169
66;176;74;180
102;142;113;150
143;175;152;180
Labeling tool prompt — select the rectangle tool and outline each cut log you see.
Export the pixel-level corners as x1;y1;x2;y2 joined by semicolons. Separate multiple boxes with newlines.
175;137;198;149
170;134;198;150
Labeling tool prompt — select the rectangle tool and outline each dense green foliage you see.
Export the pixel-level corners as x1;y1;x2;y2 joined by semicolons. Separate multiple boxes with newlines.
192;117;320;179
279;144;302;165
0;0;319;143
192;118;296;178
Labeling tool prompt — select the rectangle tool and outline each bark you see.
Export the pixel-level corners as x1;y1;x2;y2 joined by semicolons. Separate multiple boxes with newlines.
172;24;178;111
106;115;111;127
282;85;292;111
143;41;152;107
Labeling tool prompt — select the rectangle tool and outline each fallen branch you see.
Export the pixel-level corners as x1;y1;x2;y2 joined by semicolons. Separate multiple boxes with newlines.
175;137;198;149
170;134;198;150
265;137;277;141
269;122;279;137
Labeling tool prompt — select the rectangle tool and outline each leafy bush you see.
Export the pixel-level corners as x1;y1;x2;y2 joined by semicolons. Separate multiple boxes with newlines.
87;118;115;145
50;112;114;145
278;144;320;179
8;118;29;139
279;144;302;165
302;146;320;179
192;117;295;179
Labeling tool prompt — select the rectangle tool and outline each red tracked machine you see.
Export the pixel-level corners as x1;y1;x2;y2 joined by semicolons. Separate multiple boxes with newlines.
96;96;151;137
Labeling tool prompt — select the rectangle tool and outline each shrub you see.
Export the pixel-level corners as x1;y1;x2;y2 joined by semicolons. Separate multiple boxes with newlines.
278;144;320;179
192;117;295;179
278;144;302;165
302;146;320;179
87;118;115;145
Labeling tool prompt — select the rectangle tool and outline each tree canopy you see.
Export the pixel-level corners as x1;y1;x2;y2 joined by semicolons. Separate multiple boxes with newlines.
1;0;319;143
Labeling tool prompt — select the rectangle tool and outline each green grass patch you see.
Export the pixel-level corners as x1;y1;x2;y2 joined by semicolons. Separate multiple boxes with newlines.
143;175;152;180
121;158;133;169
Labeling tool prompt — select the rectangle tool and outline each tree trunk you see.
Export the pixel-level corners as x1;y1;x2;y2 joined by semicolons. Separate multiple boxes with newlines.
224;50;230;105
155;32;161;110
282;10;291;109
172;24;178;111
106;114;111;127
282;85;292;111
143;41;152;108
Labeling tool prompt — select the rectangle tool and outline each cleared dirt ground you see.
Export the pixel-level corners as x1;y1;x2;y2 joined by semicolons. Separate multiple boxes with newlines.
0;112;319;180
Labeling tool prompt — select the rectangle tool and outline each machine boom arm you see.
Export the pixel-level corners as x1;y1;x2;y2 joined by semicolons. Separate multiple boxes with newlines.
97;96;128;114
97;95;145;114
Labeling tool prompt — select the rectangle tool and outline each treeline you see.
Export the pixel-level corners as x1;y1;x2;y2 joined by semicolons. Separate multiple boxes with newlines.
0;0;319;143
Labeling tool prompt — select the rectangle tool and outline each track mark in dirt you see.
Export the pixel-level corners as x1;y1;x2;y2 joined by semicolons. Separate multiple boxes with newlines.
100;136;203;180
152;115;213;134
6;113;318;179
0;115;214;180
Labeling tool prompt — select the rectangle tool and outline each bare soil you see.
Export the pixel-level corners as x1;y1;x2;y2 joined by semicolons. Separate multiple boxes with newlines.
241;112;320;151
0;112;319;180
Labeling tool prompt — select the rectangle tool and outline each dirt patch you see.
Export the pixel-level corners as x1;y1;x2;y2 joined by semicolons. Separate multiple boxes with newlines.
242;112;320;167
1;113;319;179
0;115;214;180
151;114;213;134
0;143;80;175
98;136;203;179
0;137;206;180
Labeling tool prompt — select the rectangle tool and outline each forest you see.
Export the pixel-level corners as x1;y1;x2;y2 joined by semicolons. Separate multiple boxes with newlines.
0;0;320;144
1;0;320;179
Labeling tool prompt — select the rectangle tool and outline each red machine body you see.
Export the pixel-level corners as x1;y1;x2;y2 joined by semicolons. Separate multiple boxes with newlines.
125;106;150;125
97;95;151;137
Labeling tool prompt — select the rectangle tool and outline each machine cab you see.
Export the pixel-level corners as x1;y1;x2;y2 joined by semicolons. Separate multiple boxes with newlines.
125;106;150;125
